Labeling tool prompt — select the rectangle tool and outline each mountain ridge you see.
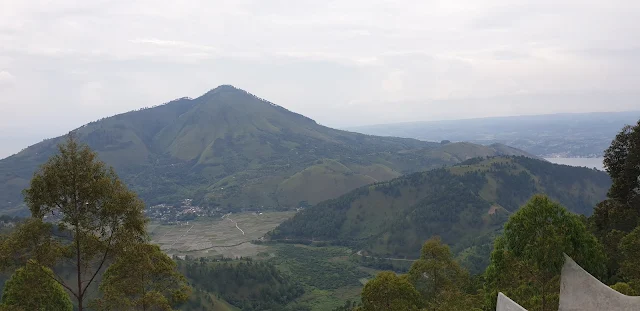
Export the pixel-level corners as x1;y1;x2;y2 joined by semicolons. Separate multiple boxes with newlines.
0;86;538;213
347;111;640;157
269;156;611;270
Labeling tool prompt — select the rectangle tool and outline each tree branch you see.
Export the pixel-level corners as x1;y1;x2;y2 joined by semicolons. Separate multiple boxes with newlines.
81;228;115;295
39;265;80;299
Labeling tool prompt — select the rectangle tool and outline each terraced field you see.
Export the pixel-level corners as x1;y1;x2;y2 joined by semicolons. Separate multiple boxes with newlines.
149;211;295;258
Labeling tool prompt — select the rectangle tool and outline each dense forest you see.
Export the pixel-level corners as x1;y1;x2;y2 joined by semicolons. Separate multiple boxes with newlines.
269;155;611;267
178;258;304;311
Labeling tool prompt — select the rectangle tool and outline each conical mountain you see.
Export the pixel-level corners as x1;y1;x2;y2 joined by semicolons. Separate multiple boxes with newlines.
0;86;536;213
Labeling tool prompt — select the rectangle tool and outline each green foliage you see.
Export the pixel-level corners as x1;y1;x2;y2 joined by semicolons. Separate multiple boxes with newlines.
604;120;640;207
180;258;303;311
94;244;191;311
352;255;410;273
619;226;640;290
2;134;148;311
1;260;72;311
485;195;606;311
272;157;610;263
407;237;479;311
589;119;640;283
361;271;420;311
610;282;637;296
271;245;368;290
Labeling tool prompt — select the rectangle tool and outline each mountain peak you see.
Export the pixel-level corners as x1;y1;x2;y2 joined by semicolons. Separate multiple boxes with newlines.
210;84;240;92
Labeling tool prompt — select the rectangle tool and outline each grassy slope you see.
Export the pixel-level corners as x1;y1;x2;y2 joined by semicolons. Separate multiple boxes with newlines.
276;159;379;206
270;156;611;260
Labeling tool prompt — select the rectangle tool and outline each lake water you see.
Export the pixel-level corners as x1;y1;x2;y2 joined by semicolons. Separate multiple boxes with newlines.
545;157;605;171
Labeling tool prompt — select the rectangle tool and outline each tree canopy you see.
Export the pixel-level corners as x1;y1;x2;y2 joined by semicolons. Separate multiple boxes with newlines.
1;134;148;311
94;244;191;311
361;271;421;311
407;237;479;310
485;195;606;311
590;119;640;286
1;260;72;311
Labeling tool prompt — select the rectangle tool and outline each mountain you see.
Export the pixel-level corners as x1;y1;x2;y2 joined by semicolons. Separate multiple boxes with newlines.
0;86;536;213
347;111;640;158
269;156;611;269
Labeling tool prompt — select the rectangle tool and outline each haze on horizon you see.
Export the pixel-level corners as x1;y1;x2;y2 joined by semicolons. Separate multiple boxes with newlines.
1;0;639;158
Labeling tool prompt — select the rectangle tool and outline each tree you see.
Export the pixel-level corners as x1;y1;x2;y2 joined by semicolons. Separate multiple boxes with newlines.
604;120;640;209
1;260;72;311
591;119;640;282
618;226;640;291
407;237;479;311
485;195;606;311
610;282;637;296
361;271;421;311
3;134;147;311
93;243;191;311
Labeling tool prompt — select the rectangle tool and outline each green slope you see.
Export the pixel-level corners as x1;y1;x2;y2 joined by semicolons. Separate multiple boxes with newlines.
0;86;536;212
269;156;611;261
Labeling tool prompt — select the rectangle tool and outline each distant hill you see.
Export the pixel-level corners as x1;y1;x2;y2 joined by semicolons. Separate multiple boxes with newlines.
0;86;536;213
269;156;610;270
347;111;640;158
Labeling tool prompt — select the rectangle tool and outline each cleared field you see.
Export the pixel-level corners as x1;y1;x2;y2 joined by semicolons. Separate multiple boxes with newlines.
150;211;295;258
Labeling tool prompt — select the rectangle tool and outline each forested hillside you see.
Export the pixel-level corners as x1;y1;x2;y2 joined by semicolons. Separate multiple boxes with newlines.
270;156;610;267
0;86;535;213
178;258;304;311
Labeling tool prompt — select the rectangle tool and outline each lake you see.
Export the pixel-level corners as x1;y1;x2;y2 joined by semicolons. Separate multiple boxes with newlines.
545;157;605;171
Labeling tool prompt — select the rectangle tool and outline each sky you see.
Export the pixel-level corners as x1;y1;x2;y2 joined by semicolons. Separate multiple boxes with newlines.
1;0;639;158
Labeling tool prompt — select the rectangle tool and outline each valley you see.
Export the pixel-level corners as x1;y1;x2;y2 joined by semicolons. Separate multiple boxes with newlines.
4;1;640;309
149;211;295;258
0;85;630;311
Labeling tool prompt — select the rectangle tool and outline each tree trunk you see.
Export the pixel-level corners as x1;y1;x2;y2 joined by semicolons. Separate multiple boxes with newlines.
541;280;546;311
76;234;83;311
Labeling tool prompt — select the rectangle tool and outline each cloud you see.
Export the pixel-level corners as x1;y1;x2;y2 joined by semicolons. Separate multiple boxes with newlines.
130;38;218;52
0;0;639;156
0;70;15;86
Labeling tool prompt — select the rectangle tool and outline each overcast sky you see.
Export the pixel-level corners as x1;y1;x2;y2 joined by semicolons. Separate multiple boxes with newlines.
1;0;639;157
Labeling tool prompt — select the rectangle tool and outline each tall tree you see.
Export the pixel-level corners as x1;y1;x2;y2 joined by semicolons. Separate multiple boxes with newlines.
604;120;640;209
590;119;640;281
407;237;479;311
485;195;606;311
361;271;421;311
1;260;73;311
3;134;147;311
93;243;191;311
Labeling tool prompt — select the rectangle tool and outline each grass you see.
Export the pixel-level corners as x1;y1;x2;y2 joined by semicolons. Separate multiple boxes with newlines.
277;159;377;206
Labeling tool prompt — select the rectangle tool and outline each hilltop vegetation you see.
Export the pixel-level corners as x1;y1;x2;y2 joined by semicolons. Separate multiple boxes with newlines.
270;156;610;269
179;258;304;311
0;85;534;213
